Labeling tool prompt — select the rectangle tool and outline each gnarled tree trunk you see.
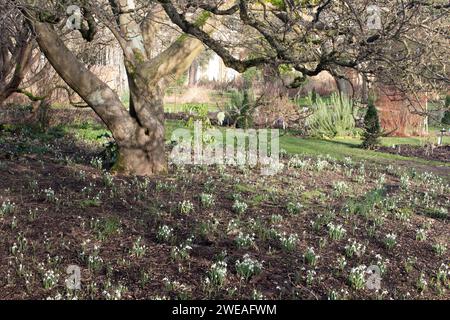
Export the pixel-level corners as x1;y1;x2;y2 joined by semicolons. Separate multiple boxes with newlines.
30;0;213;175
0;36;34;106
115;83;168;175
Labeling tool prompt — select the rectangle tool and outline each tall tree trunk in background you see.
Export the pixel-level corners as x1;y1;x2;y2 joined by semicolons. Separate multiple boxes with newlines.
188;60;198;86
361;74;369;104
0;38;34;106
0;2;35;106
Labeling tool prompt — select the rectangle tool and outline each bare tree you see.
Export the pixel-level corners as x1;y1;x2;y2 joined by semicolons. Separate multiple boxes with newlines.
0;0;36;105
15;0;222;175
161;1;449;102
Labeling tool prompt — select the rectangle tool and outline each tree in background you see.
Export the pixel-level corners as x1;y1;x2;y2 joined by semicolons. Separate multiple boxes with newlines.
0;0;36;105
442;95;450;125
163;1;449;100
362;98;381;149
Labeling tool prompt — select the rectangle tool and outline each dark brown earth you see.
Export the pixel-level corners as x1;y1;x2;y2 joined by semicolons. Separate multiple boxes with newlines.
0;127;448;300
377;145;450;163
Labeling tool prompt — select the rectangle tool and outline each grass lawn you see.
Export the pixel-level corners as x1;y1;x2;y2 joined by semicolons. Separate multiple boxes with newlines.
165;120;449;167
53;120;449;169
281;136;450;167
165;103;218;113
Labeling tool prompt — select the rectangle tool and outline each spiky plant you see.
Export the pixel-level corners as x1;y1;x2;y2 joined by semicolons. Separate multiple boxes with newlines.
226;89;255;129
307;93;357;138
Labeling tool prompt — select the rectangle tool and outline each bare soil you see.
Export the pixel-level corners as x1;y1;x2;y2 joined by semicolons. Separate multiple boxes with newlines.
0;127;448;300
377;145;450;163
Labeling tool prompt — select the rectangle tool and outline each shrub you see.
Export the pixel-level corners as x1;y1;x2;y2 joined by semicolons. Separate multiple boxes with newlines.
311;88;318;104
442;93;450;125
361;98;381;149
185;103;211;128
225;89;256;129
442;110;450;125
307;93;357;138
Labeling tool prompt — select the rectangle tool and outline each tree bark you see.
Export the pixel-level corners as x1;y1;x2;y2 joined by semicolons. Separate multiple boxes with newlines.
114;133;167;175
188;60;198;86
29;2;215;176
0;41;34;106
32;22;170;175
119;80;168;175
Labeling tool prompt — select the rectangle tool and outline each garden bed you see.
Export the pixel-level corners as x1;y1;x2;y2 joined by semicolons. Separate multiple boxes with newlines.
377;145;450;163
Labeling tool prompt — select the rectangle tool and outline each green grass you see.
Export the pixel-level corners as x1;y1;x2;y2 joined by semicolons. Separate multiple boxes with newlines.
293;95;333;107
430;125;450;133
165;120;185;139
164;103;218;113
281;136;449;166
5;120;447;168
380;136;450;146
167;120;449;166
64;122;110;143
331;135;450;148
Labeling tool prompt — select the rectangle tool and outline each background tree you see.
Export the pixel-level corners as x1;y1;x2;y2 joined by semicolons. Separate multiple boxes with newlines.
162;0;449;108
0;0;36;105
442;95;450;125
362;97;381;149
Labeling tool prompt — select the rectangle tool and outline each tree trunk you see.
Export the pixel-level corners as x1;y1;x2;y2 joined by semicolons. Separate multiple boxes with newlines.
32;22;168;175
115;79;168;176
0;41;34;106
361;74;369;104
114;136;167;176
113;112;168;176
188;60;198;86
0;91;9;106
31;6;213;176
